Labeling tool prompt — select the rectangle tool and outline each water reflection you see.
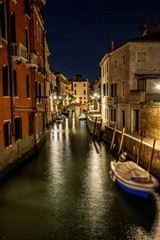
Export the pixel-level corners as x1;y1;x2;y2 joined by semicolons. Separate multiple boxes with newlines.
0;109;159;240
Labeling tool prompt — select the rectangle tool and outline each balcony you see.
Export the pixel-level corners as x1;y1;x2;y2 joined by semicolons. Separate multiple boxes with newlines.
0;28;2;48
11;43;28;63
25;53;38;69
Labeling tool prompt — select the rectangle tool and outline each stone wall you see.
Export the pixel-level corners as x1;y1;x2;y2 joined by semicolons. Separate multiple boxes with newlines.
87;116;160;179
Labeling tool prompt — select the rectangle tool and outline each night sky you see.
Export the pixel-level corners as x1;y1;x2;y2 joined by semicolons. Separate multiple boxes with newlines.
45;0;160;84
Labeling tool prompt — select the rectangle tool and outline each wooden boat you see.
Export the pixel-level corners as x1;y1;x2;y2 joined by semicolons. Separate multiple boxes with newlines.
110;159;159;198
55;116;64;123
79;113;86;120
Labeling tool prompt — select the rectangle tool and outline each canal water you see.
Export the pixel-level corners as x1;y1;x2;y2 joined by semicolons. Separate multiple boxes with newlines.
0;109;160;240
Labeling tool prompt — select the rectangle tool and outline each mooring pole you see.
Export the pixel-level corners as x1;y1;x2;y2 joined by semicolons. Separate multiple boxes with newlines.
117;128;125;157
110;124;117;152
137;135;143;165
148;139;156;173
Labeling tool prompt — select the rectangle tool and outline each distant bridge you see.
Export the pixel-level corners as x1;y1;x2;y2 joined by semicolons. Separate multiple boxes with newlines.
65;103;88;111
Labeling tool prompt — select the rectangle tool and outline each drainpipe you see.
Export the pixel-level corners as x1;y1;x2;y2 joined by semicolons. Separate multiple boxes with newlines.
6;0;15;136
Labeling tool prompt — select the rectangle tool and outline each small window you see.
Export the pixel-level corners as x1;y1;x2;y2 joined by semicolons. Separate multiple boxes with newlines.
25;29;29;53
111;109;116;122
15;118;22;141
137;79;146;91
24;0;29;15
122;81;125;97
74;84;76;87
114;60;117;69
74;90;76;95
4;121;12;147
26;75;30;98
13;69;17;96
84;83;86;87
122;55;125;65
3;66;9;96
84;90;86;95
111;83;117;97
106;83;108;96
0;3;6;39
103;83;106;96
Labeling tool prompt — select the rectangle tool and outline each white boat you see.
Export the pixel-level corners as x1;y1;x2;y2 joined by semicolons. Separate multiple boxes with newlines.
110;159;159;198
79;113;86;120
55;116;64;123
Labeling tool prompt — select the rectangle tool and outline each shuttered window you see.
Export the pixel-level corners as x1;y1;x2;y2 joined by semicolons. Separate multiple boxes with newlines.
4;122;11;147
15;118;22;141
26;75;30;98
3;66;9;96
28;113;34;136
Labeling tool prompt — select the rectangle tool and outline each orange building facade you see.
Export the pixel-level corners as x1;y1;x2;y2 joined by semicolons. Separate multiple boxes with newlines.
0;0;47;169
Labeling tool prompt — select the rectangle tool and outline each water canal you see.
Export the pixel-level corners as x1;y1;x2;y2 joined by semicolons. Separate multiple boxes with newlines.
0;109;160;240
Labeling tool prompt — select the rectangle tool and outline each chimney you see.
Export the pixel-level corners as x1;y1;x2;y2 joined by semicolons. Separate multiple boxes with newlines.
111;40;115;51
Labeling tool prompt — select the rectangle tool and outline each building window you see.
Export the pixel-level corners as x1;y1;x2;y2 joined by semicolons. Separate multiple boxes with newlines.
25;28;29;53
103;83;106;96
84;90;86;95
106;83;108;96
137;52;147;62
114;60;117;69
74;84;76;87
122;81;125;97
24;0;29;15
26;75;30;98
13;69;17;96
3;66;9;96
111;83;117;97
39;83;41;100
122;110;125;128
0;2;6;39
84;97;86;100
111;109;116;122
3;121;11;147
28;113;34;136
122;55;125;65
84;83;86;87
74;90;76;95
15;118;22;141
84;101;86;103
137;79;146;91
11;13;16;42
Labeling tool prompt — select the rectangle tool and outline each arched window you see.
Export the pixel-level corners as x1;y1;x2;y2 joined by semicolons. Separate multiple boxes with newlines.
3;66;9;96
13;69;17;96
0;3;6;39
26;75;30;98
25;29;29;53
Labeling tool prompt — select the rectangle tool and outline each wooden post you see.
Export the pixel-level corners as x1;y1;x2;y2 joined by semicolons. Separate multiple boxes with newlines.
97;119;102;142
110;124;117;152
92;117;97;137
117;128;125;157
148;139;156;173
137;136;143;165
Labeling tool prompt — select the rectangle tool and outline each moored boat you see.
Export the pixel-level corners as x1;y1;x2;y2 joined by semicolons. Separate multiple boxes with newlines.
55;116;64;123
110;158;159;198
79;113;86;120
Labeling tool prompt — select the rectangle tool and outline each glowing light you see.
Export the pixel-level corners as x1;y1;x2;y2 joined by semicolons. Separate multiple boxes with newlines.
94;93;97;97
97;95;100;98
157;85;160;89
54;96;57;99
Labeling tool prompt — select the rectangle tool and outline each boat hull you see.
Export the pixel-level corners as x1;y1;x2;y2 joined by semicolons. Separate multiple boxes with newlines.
110;160;159;198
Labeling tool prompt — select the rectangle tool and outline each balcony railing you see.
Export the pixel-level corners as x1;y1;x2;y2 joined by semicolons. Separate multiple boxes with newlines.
0;28;2;48
36;96;48;104
26;53;38;68
11;43;28;63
